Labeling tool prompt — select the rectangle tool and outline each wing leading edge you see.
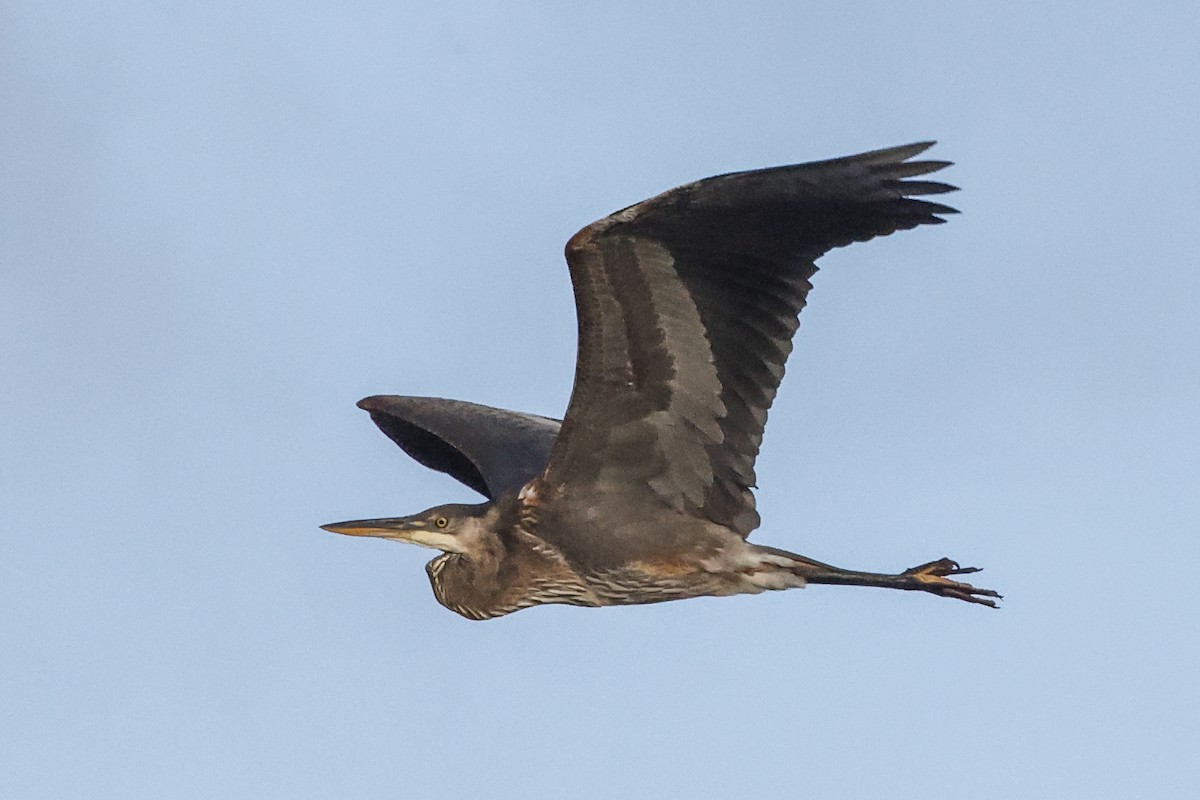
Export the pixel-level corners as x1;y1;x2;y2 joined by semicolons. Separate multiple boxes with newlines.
358;395;561;499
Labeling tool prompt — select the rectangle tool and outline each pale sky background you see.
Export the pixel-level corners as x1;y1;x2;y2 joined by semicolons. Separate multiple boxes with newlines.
3;2;1198;798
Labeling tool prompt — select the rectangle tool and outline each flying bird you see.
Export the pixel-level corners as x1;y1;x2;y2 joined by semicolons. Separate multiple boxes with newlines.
323;142;1000;619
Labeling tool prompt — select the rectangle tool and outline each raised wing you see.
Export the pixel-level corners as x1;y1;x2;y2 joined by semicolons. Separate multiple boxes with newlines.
544;142;957;536
358;395;561;499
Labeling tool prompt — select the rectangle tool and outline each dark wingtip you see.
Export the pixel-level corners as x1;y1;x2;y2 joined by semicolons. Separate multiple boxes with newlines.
916;201;960;215
357;395;390;413
855;140;937;165
898;180;959;196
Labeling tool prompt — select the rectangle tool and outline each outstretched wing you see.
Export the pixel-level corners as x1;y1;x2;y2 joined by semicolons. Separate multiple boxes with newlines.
544;142;957;536
358;395;561;499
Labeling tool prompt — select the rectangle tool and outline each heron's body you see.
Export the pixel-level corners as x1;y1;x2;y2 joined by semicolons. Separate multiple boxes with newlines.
324;143;1000;619
419;494;810;620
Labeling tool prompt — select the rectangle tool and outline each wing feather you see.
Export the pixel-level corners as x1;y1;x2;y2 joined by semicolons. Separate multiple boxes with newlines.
358;396;560;499
544;142;958;536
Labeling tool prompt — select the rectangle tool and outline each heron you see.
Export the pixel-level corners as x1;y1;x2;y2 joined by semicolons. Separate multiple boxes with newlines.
323;142;1001;620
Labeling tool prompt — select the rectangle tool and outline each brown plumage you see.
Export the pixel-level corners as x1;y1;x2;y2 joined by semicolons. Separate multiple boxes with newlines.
323;142;1000;620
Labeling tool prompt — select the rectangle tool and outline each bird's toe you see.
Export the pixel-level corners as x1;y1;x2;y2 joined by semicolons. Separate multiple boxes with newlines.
903;557;1002;608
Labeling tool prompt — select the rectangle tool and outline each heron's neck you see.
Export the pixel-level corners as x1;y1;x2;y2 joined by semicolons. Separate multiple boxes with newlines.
424;536;515;620
425;523;597;619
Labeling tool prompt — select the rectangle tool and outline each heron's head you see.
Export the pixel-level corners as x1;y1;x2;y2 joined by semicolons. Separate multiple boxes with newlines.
321;503;490;554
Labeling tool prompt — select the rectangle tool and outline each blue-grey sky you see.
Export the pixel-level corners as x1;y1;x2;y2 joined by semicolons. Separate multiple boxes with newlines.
3;2;1198;798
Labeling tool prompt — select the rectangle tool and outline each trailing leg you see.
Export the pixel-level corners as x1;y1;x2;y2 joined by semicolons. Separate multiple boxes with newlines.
757;546;1002;607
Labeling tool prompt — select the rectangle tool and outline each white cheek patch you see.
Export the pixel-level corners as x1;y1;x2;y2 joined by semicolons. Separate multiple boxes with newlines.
395;529;467;553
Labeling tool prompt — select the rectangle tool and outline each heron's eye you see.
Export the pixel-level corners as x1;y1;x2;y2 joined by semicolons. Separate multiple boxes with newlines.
434;516;449;529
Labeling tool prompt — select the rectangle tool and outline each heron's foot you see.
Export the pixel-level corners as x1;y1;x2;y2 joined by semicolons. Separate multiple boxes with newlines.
901;557;1001;608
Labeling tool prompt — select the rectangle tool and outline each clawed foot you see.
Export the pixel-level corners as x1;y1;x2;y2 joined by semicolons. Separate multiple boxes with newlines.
902;557;1002;608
